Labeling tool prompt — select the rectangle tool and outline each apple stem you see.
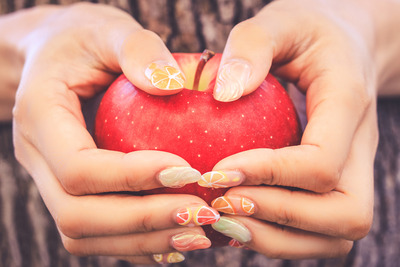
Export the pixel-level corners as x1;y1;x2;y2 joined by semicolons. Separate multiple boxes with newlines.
193;49;215;91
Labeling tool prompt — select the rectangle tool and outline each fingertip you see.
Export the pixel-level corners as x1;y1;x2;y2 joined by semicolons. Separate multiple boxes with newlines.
213;19;273;102
118;29;185;95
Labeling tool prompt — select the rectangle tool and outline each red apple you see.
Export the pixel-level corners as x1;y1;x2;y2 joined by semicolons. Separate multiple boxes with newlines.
94;51;302;246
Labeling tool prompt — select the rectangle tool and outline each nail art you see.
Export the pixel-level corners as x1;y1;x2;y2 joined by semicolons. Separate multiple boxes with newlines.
153;252;185;264
229;239;245;248
212;196;255;216
214;59;251;102
176;206;220;226
171;232;211;251
159;167;201;188
145;62;185;90
212;216;252;243
198;171;245;188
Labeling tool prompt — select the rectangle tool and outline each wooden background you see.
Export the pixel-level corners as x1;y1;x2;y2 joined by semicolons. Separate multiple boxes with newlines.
1;0;400;266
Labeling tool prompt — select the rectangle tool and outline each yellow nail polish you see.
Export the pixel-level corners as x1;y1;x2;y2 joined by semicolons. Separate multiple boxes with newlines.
145;62;185;90
153;252;185;264
198;171;245;188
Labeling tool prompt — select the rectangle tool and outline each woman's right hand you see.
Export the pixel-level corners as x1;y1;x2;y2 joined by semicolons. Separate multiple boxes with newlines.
10;3;216;264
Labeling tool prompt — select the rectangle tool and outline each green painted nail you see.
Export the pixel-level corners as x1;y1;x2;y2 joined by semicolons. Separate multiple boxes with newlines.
211;216;251;243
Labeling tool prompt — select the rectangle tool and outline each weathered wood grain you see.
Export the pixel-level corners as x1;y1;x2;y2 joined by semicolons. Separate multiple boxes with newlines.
1;0;400;266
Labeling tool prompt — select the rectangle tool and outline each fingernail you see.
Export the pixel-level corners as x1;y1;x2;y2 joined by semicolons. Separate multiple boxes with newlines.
159;167;201;188
198;171;245;188
145;61;185;90
153;252;185;264
214;59;251;102
212;196;255;216
212;216;252;243
176;206;220;226
229;239;245;248
171;232;211;251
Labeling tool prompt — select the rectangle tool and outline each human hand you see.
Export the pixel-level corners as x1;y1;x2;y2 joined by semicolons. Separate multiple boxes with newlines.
12;3;218;264
202;0;385;259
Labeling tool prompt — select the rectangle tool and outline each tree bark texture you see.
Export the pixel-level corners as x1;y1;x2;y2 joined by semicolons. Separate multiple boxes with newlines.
1;0;400;266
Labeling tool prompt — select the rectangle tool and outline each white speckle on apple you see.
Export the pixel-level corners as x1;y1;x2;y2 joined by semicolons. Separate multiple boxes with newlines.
272;84;276;88
140;106;144;109
287;117;290;120
187;101;190;104
127;112;130;115
177;135;181;139
156;126;159;130
115;116;118;120
252;140;255;143
241;145;244;148
190;140;193;143
223;138;226;142
133;144;136;148
216;107;219;110
241;114;245;118
155;147;158;150
107;134;110;137
192;110;195;113
198;154;201;157
104;119;107;123
204;130;208;133
274;106;277;110
131;121;134;124
259;94;262;97
270;136;273;139
263;116;266;120
288;107;291;111
278;100;282;104
209;144;212;147
120;139;123;142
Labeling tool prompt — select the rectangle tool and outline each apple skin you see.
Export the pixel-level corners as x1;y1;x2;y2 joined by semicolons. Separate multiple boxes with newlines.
94;53;302;246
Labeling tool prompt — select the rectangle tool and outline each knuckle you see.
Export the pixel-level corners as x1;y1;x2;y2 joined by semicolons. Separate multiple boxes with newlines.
56;208;85;239
61;236;86;257
343;206;373;240
136;212;155;233
229;19;266;40
309;156;342;192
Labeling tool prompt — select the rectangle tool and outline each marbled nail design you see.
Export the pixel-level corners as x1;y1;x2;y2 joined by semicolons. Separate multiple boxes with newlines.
176;206;220;226
153;252;185;264
199;171;245;188
214;59;251;102
159;167;201;188
212;196;255;216
171;232;211;251
212;216;252;243
145;62;185;90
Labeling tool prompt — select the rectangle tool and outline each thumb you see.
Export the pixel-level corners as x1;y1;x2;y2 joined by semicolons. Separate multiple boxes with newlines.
113;28;185;95
213;19;274;102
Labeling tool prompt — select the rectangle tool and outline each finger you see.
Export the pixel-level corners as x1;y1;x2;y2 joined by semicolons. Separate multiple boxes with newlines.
118;253;186;265
213;18;273;102
64;2;186;94
211;107;377;240
60;228;209;257
209;76;372;192
116;28;186;94
212;216;353;259
14;77;203;195
13;133;219;240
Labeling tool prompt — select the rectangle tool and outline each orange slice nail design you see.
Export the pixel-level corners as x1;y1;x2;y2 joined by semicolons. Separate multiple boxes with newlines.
241;197;255;215
199;171;244;188
176;208;193;226
212;196;255;216
153;252;185;264
211;196;236;214
194;206;220;225
176;206;220;226
146;63;185;90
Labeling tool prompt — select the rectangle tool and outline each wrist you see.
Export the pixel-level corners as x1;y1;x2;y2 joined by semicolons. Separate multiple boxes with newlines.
0;5;60;121
364;0;400;96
